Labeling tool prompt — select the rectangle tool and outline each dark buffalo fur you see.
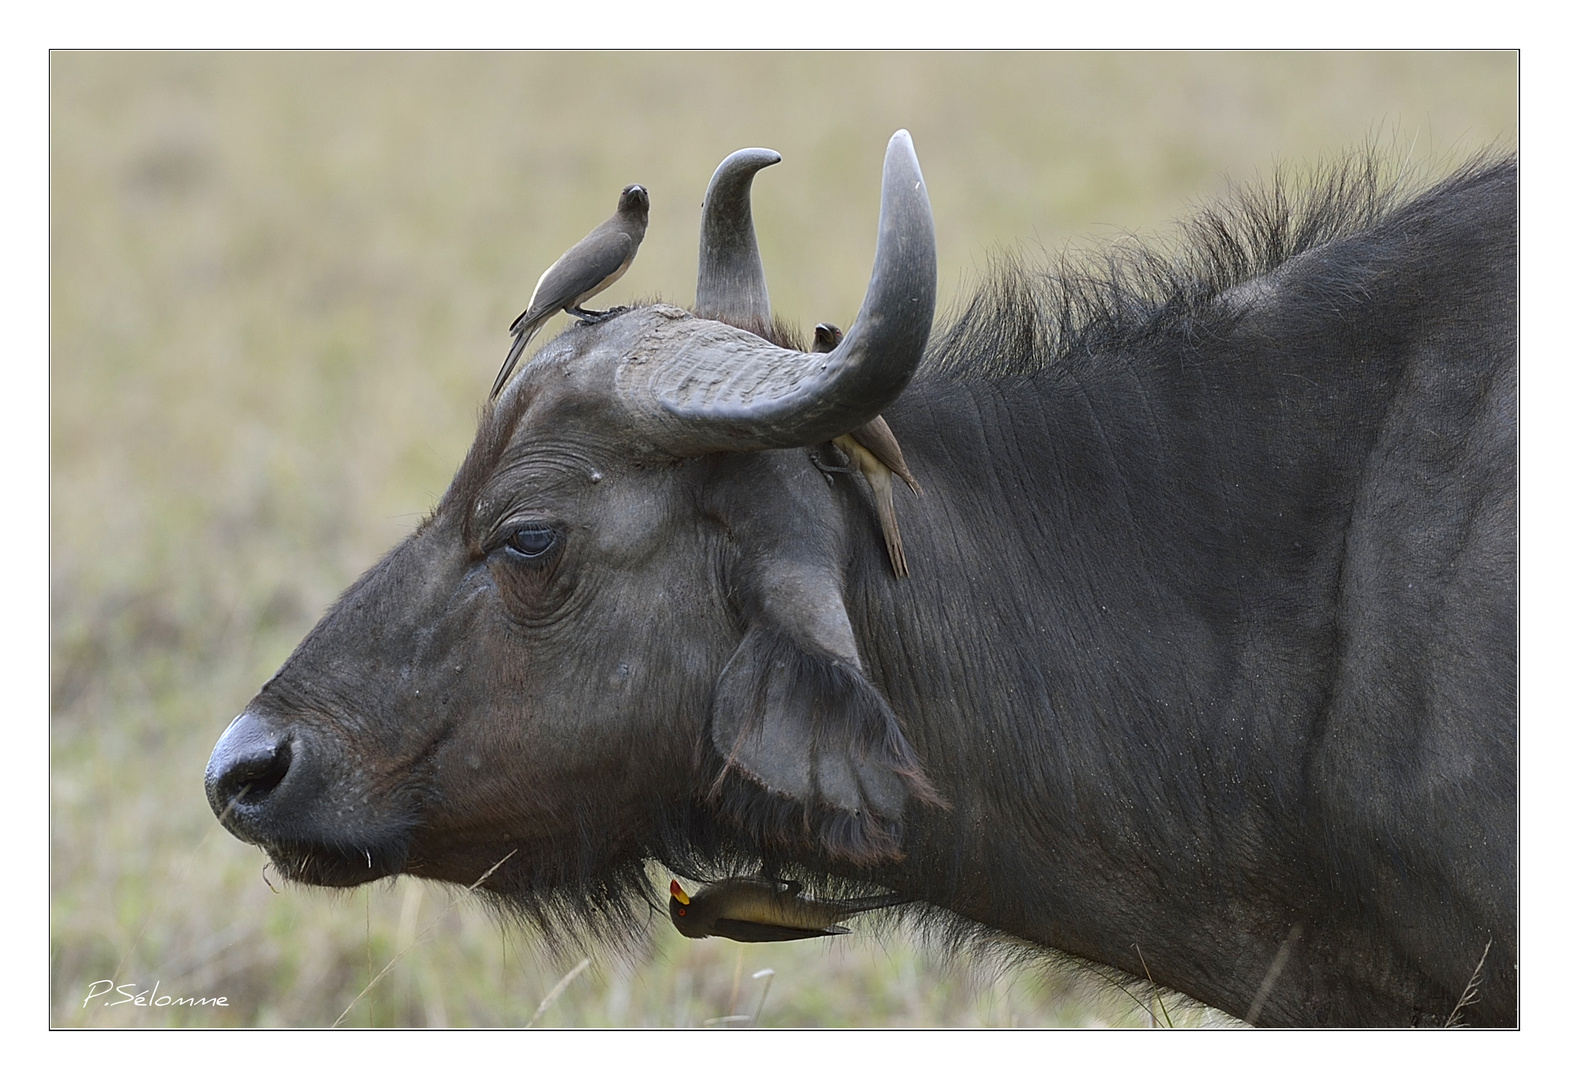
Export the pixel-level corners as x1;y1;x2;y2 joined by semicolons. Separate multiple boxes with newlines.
501;150;1514;891
215;152;1516;1025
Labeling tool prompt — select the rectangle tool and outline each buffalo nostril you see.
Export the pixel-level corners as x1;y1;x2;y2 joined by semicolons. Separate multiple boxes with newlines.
206;712;294;822
222;741;291;808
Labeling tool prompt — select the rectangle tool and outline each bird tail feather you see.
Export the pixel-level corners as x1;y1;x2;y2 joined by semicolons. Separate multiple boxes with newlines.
490;321;540;399
873;478;909;578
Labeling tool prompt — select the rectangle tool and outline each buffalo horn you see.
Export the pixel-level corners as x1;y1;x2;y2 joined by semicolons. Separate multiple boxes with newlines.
693;147;782;336
621;130;936;455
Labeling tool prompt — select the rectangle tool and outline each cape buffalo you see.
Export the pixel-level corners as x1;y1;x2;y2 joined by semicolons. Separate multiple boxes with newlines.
206;131;1517;1026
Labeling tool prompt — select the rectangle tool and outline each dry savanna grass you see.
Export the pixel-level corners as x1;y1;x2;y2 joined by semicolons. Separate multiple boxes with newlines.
49;51;1517;1028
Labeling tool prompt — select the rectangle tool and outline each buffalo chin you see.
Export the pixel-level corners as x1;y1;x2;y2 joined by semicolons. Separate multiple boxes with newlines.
257;836;411;889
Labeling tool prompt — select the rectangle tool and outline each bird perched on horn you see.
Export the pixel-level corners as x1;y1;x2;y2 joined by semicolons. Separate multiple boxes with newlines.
813;322;923;578
668;877;909;942
490;182;650;399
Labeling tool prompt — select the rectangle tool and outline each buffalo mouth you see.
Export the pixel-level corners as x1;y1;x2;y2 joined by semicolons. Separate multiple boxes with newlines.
254;836;412;889
214;802;419;889
207;709;422;886
206;712;649;900
257;835;615;898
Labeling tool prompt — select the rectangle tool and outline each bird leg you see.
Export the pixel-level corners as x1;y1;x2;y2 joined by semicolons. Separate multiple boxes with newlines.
565;305;629;324
808;446;853;486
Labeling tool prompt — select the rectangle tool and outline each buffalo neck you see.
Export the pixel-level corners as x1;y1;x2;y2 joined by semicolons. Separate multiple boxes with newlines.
838;320;1414;1022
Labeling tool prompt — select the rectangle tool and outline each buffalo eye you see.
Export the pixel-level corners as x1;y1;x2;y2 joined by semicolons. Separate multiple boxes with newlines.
505;525;556;559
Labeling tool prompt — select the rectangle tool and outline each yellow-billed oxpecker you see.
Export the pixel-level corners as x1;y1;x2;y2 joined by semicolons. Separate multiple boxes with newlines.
491;182;650;398
813;322;924;577
668;878;909;942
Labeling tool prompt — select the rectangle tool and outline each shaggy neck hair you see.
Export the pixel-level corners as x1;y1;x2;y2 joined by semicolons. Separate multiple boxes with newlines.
927;152;1512;382
472;151;1515;958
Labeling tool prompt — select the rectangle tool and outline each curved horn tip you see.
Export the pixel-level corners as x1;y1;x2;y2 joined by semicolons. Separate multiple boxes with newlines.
709;147;783;187
629;132;937;456
740;146;782;166
883;130;926;186
696;148;783;331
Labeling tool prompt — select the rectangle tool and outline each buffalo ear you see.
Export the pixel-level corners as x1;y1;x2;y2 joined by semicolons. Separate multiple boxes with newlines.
709;620;942;865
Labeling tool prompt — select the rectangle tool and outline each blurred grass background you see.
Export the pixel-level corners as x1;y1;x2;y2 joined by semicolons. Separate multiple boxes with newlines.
49;51;1516;1028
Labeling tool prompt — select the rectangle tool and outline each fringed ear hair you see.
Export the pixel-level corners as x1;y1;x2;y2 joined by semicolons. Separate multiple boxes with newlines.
709;618;942;864
696;390;943;866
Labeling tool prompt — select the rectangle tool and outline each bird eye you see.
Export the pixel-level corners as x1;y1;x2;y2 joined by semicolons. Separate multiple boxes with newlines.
505;525;556;559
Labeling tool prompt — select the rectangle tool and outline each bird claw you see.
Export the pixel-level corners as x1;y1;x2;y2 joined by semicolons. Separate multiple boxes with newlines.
809;449;852;485
570;305;628;325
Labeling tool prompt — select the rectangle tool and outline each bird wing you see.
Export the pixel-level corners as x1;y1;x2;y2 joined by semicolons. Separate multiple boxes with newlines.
847;416;922;494
512;224;637;330
833;893;911;914
717;882;908;925
510;260;562;333
711;918;851;943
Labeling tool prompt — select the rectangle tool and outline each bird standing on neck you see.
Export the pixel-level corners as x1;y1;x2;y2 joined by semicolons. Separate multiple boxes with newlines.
668;877;909;942
813;322;923;577
491;183;650;398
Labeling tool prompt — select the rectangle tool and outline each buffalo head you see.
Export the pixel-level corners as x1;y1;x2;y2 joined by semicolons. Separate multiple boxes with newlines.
205;132;941;911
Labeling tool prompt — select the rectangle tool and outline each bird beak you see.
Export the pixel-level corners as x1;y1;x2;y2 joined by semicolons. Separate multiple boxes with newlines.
670;880;692;905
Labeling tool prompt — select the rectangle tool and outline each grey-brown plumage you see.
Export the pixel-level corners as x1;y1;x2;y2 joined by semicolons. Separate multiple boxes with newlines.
813;322;923;577
668;878;908;942
490;183;650;399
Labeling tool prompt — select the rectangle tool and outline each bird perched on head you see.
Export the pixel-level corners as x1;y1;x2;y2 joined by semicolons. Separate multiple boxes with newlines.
490;183;650;399
668;877;909;942
813;322;924;578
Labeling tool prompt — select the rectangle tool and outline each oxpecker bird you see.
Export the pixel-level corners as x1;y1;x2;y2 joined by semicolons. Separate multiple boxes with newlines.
813;322;924;578
490;183;650;399
668;878;909;942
